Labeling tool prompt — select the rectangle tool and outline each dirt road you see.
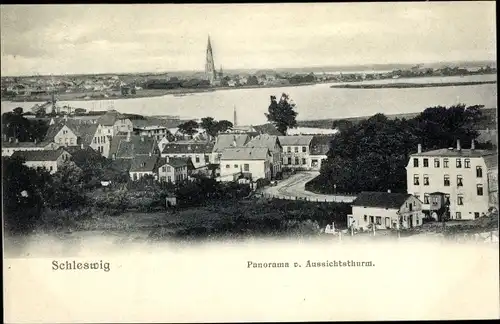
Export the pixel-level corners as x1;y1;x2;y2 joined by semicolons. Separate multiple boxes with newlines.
262;171;356;203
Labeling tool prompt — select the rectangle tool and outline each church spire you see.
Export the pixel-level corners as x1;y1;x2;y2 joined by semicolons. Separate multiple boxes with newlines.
205;35;216;84
233;105;237;127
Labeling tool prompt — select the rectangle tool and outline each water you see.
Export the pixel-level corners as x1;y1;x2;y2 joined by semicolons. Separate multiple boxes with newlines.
1;75;496;125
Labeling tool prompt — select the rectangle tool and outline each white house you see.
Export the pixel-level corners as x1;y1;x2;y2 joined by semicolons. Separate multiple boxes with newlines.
347;191;424;231
156;157;192;184
219;147;272;182
279;135;314;169
133;120;172;141
11;148;73;174
406;140;498;220
96;109;133;137
245;134;282;178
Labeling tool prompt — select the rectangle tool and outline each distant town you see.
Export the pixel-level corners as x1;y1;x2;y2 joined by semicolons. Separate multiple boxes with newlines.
1;37;496;103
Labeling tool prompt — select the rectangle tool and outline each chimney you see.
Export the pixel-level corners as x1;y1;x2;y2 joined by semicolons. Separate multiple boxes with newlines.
471;139;475;150
417;143;422;153
456;139;461;151
166;156;169;163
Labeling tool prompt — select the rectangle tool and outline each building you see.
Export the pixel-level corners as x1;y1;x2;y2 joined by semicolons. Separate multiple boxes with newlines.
11;148;73;174
157;157;192;184
2;139;60;157
161;141;215;170
347;191;424;231
406;140;498;220
244;134;282;178
129;155;159;181
279;135;314;169
309;136;331;170
44;119;110;156
205;35;218;85
212;134;251;163
109;133;160;159
219;147;272;182
96;109;133;137
133;119;173;141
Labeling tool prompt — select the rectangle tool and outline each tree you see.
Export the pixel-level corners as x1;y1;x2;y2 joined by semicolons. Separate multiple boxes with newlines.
246;75;259;86
215;120;233;134
265;93;298;135
200;117;218;138
178;120;199;136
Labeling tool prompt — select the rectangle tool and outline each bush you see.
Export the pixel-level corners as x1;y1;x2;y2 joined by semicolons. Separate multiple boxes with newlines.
255;178;271;189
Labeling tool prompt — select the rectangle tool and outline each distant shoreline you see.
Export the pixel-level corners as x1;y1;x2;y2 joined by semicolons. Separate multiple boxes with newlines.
2;83;315;103
330;80;497;89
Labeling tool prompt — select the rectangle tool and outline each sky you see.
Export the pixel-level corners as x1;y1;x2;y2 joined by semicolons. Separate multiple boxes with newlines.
0;2;497;76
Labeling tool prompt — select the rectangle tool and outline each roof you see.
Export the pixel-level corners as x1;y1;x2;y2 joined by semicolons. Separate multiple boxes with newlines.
220;147;271;160
157;157;191;169
11;148;68;162
253;124;281;136
110;134;157;158
162;141;214;154
132;119;171;129
2;140;53;148
213;134;250;153
63;146;103;168
278;135;314;146
310;136;332;155
129;156;159;172
44;119;98;145
245;134;281;151
483;154;498;170
411;148;497;158
96;110;128;126
352;192;412;209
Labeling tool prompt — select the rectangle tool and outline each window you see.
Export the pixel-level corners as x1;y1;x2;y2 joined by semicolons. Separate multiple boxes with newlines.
434;158;440;168
364;215;367;222
443;158;449;168
294;147;299;153
474;212;480;219
413;158;419;167
477;184;483;196
416;219;420;225
295;157;299;165
234;164;238;168
70;138;74;145
476;166;483;178
423;158;429;167
167;176;171;182
287;157;292;165
376;217;382;225
225;164;230;169
445;194;450;205
369;216;374;224
457;175;463;187
204;156;209;163
160;176;166;182
413;174;420;185
464;158;470;168
287;147;291;153
108;129;111;134
456;158;462;168
162;167;166;172
302;158;306;165
423;175;429;186
457;195;464;205
432;196;439;205
424;194;429;204
244;164;249;172
444;174;450;186
167;166;171;172
456;212;462;220
49;166;53;171
195;156;200;163
283;147;286;153
302;146;307;153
